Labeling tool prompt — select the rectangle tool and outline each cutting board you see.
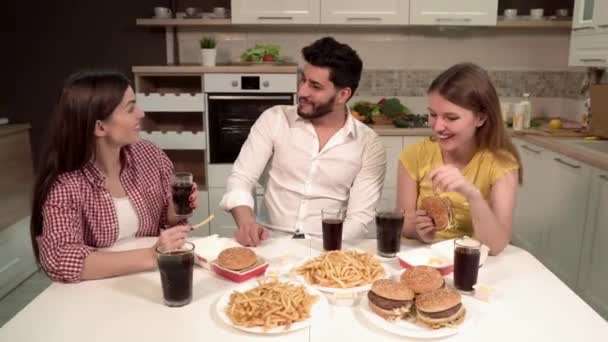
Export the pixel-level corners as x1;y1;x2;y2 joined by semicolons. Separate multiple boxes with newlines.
521;127;590;137
591;84;608;139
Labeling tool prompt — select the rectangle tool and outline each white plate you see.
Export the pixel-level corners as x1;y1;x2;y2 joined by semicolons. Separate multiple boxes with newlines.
216;279;329;334
293;261;391;295
359;295;478;339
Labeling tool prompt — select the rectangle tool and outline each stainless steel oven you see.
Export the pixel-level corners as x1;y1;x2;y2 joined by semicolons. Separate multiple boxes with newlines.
203;73;297;166
206;93;294;163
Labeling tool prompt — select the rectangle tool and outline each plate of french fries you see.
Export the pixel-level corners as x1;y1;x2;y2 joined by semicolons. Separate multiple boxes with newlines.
217;278;329;334
293;250;389;294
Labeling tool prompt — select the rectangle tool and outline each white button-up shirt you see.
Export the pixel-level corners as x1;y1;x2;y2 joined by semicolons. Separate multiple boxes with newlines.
220;105;386;239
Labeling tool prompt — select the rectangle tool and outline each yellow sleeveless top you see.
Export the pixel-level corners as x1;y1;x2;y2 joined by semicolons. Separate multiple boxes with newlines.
399;138;519;240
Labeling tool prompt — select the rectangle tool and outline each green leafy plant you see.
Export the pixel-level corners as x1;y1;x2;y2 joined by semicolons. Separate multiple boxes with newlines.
240;44;280;62
351;97;411;124
199;36;217;49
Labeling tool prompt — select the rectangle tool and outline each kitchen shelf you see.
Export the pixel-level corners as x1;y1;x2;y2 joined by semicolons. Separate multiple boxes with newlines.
136;18;231;26
140;131;206;150
136;93;204;112
496;17;572;28
136;17;572;29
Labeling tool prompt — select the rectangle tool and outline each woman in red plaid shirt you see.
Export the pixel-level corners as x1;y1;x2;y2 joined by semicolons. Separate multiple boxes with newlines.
30;71;197;282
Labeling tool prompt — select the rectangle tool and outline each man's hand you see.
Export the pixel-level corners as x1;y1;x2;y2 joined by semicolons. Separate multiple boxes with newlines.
234;222;269;247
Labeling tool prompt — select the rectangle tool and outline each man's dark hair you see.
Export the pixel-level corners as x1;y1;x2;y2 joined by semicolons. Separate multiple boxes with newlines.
302;36;363;98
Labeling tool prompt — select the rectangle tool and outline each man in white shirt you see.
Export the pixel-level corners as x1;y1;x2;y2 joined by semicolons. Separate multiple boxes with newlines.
220;37;386;246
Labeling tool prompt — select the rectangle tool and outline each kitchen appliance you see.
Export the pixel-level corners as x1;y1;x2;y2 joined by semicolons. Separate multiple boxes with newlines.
590;84;608;139
203;73;297;187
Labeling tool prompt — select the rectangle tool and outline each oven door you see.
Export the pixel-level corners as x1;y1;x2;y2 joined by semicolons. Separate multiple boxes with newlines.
206;94;294;164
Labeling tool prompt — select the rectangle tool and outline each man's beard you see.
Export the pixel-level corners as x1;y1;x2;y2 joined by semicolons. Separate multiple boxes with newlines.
297;95;336;120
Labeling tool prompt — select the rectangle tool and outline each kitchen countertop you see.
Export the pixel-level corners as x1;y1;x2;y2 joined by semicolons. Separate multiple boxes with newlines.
368;125;608;171
0;124;30;138
513;133;608;171
2;237;607;341
132;64;298;75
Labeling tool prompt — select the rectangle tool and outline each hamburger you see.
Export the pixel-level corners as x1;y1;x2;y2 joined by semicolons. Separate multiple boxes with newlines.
367;279;414;321
415;288;466;329
420;195;453;231
400;266;445;294
217;247;258;271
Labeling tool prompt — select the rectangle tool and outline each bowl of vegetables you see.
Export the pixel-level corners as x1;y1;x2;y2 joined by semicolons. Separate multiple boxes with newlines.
240;44;283;63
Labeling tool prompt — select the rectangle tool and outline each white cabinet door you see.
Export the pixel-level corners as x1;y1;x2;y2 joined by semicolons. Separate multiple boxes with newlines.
542;152;592;290
568;31;608;67
573;0;597;29
208;188;238;237
189;190;209;237
512;140;550;257
231;0;321;24
378;136;404;189
578;168;608;320
594;0;608;33
321;0;409;25
410;0;498;26
0;217;37;298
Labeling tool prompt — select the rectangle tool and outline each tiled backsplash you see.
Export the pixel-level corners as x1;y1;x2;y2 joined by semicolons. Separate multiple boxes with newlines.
177;27;589;99
356;69;585;99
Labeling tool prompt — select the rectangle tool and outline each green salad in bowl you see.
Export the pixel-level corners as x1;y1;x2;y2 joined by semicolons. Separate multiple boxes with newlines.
240;44;281;63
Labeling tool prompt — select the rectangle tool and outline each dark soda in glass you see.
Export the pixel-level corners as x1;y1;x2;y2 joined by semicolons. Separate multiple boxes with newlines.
172;183;193;217
453;243;481;292
376;211;404;257
157;243;195;307
322;219;343;251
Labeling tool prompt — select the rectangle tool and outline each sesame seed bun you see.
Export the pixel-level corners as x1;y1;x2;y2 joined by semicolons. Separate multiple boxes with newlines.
371;279;415;301
415;288;465;328
217;247;258;271
420;196;453;231
400;266;444;294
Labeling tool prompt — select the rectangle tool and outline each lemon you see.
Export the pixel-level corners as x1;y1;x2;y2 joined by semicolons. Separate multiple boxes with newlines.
549;119;562;130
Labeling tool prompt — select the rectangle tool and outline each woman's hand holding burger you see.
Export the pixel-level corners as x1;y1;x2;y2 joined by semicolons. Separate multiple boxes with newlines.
428;165;480;200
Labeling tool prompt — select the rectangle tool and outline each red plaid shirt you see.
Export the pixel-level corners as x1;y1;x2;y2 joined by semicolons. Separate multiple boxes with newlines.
37;140;173;282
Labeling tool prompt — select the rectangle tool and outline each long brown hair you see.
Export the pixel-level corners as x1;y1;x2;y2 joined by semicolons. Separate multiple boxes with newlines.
428;63;523;183
30;71;131;260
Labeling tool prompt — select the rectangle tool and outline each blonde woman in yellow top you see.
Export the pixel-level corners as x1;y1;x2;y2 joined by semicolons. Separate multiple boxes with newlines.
398;63;522;255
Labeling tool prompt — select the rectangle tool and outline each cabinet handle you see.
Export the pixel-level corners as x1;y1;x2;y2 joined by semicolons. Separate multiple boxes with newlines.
573;26;594;30
580;58;607;62
435;18;473;23
598;24;608;27
600;175;608;182
258;16;293;20
346;17;382;21
554;157;581;169
521;145;542;154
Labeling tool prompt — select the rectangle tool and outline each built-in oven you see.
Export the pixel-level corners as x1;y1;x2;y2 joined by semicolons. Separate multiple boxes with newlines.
203;73;297;190
206;93;294;163
204;73;297;166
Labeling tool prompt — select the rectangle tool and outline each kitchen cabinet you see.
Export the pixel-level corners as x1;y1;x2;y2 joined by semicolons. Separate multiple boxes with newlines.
0;125;37;298
594;0;608;33
512;139;550;256
409;0;498;26
208;187;238;237
541;151;592;290
573;0;596;29
569;0;608;67
320;0;409;25
379;136;404;189
578;167;608;319
189;190;210;237
231;0;321;24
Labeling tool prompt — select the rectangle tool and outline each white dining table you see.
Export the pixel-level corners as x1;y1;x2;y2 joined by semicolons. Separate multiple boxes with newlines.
1;236;607;342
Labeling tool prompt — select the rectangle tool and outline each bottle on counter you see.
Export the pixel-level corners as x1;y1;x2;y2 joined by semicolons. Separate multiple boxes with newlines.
521;93;532;129
512;103;525;131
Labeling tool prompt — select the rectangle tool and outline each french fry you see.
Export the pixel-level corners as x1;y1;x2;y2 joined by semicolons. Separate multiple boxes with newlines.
294;250;385;288
226;279;318;331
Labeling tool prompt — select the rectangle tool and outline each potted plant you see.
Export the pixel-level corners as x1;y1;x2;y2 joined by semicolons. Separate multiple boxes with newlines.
200;36;217;66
